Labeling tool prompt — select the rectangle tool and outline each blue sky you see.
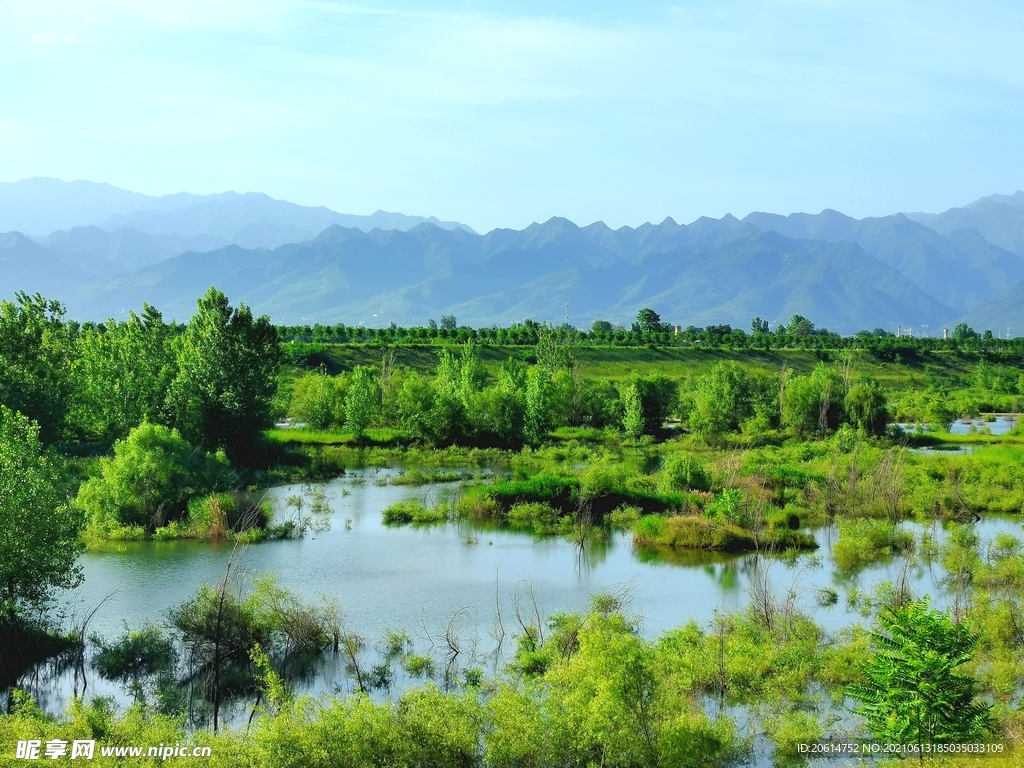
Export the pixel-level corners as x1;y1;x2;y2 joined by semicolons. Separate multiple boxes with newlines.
1;0;1022;231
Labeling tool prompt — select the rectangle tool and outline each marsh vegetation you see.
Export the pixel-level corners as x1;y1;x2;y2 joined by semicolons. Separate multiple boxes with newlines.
2;292;1024;765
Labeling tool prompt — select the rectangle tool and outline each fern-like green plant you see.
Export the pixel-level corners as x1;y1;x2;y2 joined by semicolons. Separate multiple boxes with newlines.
847;597;993;751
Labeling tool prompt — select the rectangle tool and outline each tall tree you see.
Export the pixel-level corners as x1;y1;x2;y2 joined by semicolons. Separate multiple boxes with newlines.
633;308;663;334
621;382;645;440
524;366;555;444
71;305;174;441
844;377;889;436
789;315;815;338
0;293;76;445
166;289;281;460
622;373;678;436
344;366;379;439
0;406;84;624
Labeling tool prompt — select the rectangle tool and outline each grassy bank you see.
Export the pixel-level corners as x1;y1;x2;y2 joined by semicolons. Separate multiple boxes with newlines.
282;343;1010;391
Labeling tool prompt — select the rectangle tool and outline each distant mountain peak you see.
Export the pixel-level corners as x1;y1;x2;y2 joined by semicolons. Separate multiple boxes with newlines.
0;178;477;241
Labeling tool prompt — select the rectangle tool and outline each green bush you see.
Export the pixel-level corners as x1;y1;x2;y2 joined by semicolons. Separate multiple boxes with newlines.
658;452;711;493
76;423;228;532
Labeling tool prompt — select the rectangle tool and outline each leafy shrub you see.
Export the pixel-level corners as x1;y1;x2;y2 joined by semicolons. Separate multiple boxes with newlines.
847;598;994;745
658;453;711;493
455;494;499;520
403;653;436;677
76;423;229;532
506;502;565;534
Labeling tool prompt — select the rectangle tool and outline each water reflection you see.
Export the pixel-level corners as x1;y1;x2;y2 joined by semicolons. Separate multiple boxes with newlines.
894;415;1018;437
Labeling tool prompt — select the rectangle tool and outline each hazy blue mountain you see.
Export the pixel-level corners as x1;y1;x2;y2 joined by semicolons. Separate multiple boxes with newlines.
41;226;228;270
0;178;475;246
0;231;122;299
99;191;476;248
0;178;158;236
741;210;1024;313
5;182;1024;334
67;219;957;332
905;192;1024;256
957;278;1024;334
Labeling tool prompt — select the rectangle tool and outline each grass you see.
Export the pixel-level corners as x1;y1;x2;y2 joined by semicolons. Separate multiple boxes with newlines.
266;428;409;446
281;344;1005;392
632;514;817;552
389;468;462;485
381;499;449;524
831;518;915;571
475;472;688;519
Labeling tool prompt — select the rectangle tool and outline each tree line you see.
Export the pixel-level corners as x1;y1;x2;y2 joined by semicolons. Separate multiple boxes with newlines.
0;289;280;459
290;343;894;445
277;309;1024;359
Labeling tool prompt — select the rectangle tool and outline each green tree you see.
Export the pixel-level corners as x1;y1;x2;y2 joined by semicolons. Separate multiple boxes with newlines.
524;366;555;444
70;305;174;441
423;349;469;445
591;320;613;334
924;395;956;431
621;381;645;440
689;362;751;435
344;366;379;438
750;317;769;334
292;371;347;430
440;314;457;330
468;358;527;446
847;598;993;747
844;377;889;435
789;315;814;338
396;372;435;440
633;308;663;334
781;364;845;436
75;423;228;531
0;293;76;444
166;289;281;460
622;373;678;436
952;323;978;340
0;406;84;624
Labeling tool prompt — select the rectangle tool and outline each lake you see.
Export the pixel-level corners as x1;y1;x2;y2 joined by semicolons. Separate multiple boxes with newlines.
17;466;1023;722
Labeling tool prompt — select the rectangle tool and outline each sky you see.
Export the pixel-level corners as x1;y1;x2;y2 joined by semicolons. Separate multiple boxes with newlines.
1;0;1023;232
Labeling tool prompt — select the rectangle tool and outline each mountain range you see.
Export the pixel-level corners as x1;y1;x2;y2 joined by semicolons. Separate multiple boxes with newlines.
2;178;1024;334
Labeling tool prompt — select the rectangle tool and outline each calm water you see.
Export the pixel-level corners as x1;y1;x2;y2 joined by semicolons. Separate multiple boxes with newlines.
20;468;1023;721
896;415;1018;437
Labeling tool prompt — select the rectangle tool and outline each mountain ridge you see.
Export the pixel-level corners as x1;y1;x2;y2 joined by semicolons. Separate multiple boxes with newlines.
2;180;1024;333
